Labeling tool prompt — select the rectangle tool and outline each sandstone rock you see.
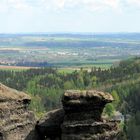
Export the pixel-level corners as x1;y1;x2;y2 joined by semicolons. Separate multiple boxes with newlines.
0;85;120;140
62;90;114;121
61;90;119;140
36;109;65;140
0;83;38;140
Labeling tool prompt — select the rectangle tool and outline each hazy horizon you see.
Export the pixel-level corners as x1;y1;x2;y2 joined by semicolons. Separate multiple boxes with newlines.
0;32;140;35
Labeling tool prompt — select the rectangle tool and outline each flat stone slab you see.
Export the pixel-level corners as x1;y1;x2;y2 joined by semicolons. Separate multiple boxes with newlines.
62;90;114;106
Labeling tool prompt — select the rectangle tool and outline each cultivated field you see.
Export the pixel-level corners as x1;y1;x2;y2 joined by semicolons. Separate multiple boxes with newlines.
0;33;140;69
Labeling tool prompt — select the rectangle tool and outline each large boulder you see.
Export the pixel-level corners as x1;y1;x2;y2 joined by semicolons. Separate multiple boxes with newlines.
0;83;38;140
61;90;119;140
62;90;114;121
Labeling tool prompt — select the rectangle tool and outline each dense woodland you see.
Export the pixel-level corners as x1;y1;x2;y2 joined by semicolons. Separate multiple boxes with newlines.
0;57;140;140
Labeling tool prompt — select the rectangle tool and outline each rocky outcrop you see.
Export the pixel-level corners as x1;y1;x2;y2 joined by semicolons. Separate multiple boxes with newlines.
0;84;120;140
62;90;114;122
61;90;119;140
0;83;38;140
37;90;120;140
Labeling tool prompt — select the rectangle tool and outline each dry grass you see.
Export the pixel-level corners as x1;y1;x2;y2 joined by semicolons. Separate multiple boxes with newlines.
0;65;32;70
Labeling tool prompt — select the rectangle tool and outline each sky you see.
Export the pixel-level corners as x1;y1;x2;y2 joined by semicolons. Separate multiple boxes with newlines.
0;0;140;33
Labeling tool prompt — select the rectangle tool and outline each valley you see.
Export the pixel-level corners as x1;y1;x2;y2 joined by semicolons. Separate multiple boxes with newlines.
1;33;140;139
1;33;140;69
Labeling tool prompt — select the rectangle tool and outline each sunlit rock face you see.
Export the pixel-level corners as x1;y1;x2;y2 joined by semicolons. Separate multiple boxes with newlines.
0;85;120;140
61;90;119;140
37;90;120;140
62;90;114;122
0;83;38;140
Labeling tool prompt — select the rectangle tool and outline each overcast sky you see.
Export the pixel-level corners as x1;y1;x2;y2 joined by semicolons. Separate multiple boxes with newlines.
0;0;140;33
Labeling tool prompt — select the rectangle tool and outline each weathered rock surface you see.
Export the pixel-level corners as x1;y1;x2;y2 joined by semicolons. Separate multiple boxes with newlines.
62;90;114;121
0;83;38;140
0;84;120;140
37;90;120;140
61;90;119;140
36;109;64;140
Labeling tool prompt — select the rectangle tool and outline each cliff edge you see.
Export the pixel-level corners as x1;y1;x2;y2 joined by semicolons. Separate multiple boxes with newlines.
0;83;38;140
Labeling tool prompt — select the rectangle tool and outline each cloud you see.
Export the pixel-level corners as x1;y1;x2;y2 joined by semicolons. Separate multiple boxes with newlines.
54;0;65;8
104;0;120;8
0;1;8;13
126;0;140;6
0;0;34;13
8;0;30;10
41;0;66;10
0;0;140;14
81;0;121;11
40;0;122;12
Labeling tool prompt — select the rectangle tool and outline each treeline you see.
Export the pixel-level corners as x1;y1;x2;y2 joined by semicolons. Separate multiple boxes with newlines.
0;58;140;112
0;67;99;112
1;57;140;139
